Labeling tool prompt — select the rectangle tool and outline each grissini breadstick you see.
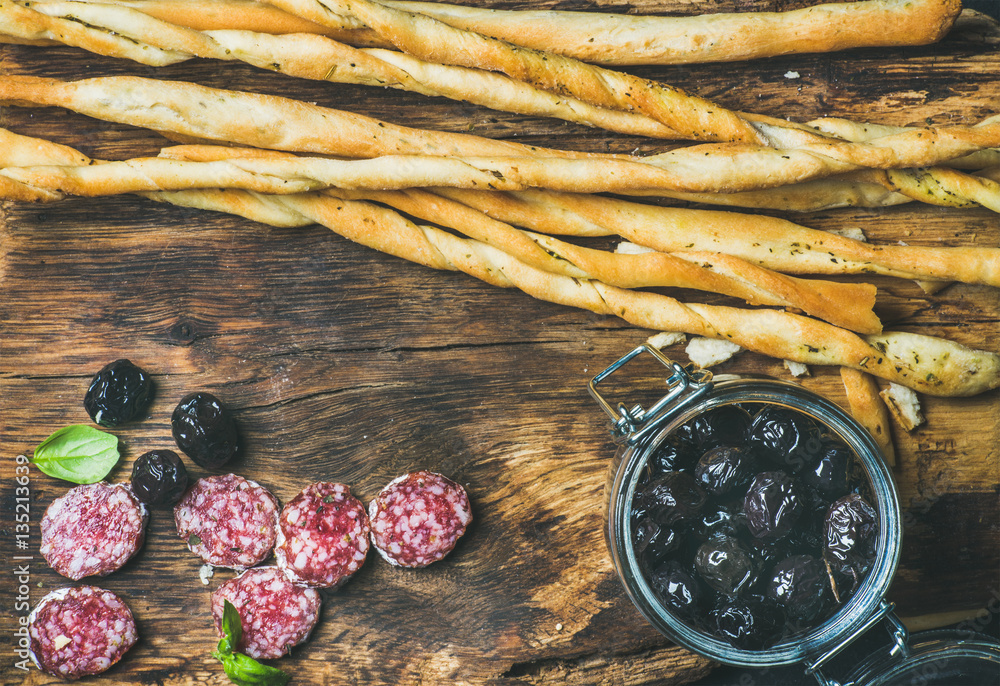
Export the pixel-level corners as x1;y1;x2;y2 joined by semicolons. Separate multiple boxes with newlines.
840;368;896;466
126;187;999;398
0;0;681;140
433;188;1000;285
0;74;606;160
266;0;768;144
4;76;1000;198
74;0;961;65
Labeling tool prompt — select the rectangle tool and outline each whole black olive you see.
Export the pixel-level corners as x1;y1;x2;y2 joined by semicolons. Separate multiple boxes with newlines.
690;405;751;452
693;502;745;541
634;517;682;570
636;472;707;528
746;406;824;473
824;493;877;584
695;536;758;596
130;450;189;506
715;596;784;650
84;359;153;426
744;471;805;540
802;444;855;498
171;392;240;469
695;445;756;497
767;554;831;624
649;561;702;617
649;434;700;474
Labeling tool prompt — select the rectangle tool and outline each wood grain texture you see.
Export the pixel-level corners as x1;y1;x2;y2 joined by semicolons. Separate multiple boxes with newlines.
1;2;998;685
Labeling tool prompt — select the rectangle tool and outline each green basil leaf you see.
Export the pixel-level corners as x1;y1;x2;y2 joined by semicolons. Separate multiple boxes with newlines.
222;600;243;648
31;425;120;484
221;653;291;686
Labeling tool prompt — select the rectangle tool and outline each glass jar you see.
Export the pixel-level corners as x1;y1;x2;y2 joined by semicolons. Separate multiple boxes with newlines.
590;344;998;684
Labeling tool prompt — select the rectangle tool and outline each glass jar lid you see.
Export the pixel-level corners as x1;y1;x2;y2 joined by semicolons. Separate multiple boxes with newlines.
840;629;1000;686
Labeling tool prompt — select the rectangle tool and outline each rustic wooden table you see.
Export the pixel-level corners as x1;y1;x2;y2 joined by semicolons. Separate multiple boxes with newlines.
2;2;998;684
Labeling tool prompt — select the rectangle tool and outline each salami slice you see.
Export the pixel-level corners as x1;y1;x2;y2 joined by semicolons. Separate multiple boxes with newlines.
173;473;279;570
211;566;321;660
368;471;472;568
29;586;138;680
274;482;370;588
40;482;148;580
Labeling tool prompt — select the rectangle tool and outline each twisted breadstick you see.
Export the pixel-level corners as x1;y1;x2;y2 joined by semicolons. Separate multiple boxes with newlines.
135;187;998;398
434;188;1000;286
47;0;961;66
4;75;1000;199
0;1;678;139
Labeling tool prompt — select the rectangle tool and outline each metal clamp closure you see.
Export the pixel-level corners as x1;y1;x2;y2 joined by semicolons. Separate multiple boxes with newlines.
807;601;907;686
588;344;712;445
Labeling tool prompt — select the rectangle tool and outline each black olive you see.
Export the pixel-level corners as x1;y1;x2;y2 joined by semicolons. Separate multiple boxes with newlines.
83;359;153;427
130;450;190;506
802;443;855;498
690;405;751;452
636;471;707;528
649;434;700;474
824;493;878;587
767;554;831;624
695;445;757;497
634;517;682;570
693;502;745;541
649;561;702;617
171;392;240;469
695;535;758;596
743;471;805;540
746;406;824;473
715;596;785;650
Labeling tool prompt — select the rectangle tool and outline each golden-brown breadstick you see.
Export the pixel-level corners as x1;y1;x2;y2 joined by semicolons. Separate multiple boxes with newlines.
78;0;961;66
132;186;1000;397
840;368;896;466
435;188;1000;286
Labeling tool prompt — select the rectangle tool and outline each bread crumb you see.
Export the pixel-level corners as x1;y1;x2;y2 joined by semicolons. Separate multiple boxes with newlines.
827;227;867;242
783;360;810;377
647;331;686;349
199;564;215;585
615;241;655;255
879;383;925;431
784;71;801;79
686;338;742;368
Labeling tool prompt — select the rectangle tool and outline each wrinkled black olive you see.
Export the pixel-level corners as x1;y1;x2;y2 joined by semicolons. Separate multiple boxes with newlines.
649;434;700;474
634;517;682;570
690;406;751;452
767;554;831;624
649;561;702;617
130;450;189;506
695;445;756;497
693;502;745;541
84;359;153;426
744;471;805;540
695;536;758;596
715;596;785;650
171;392;239;469
824;493;877;583
802;443;855;497
636;471;707;528
746;406;824;473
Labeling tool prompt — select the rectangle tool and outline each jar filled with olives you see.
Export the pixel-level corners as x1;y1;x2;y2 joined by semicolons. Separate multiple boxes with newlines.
591;344;909;678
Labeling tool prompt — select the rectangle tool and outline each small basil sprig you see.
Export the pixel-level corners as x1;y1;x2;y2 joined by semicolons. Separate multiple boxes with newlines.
32;424;120;484
212;600;290;686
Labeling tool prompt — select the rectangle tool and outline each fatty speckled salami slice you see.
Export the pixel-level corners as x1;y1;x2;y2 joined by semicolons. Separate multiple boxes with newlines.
174;474;279;570
211;566;321;660
40;482;148;580
29;586;138;680
368;471;472;568
274;482;369;588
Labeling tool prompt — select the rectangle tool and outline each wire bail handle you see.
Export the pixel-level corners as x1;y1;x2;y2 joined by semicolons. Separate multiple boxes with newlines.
588;344;713;445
